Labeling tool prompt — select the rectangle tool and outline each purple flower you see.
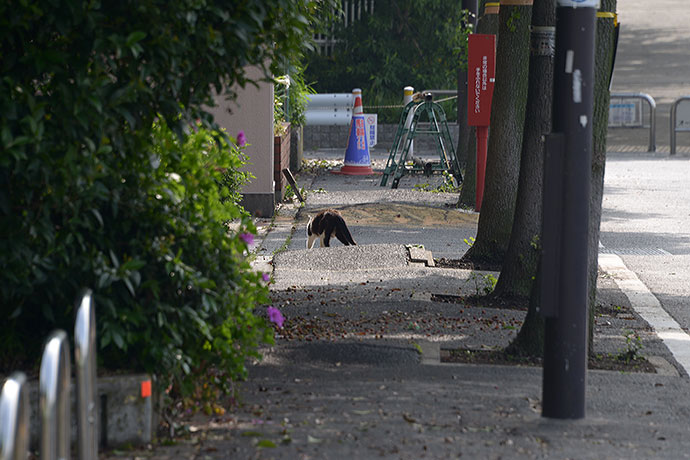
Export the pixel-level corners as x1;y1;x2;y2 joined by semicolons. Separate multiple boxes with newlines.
267;306;284;328
239;232;254;245
262;273;271;283
236;131;247;147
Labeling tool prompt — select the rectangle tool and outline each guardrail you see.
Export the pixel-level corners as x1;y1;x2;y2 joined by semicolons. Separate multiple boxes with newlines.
0;289;97;460
305;93;353;125
670;96;690;155
0;373;30;460
609;92;656;152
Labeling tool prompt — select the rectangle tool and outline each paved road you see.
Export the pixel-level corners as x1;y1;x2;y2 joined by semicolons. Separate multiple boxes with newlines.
607;0;690;153
601;153;690;330
601;0;690;346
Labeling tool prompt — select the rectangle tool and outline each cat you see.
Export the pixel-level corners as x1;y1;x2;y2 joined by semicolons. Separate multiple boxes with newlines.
306;209;356;248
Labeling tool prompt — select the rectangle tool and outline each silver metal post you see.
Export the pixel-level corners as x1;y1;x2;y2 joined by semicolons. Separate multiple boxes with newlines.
0;372;30;460
610;92;656;152
75;289;98;460
39;331;71;460
670;96;690;155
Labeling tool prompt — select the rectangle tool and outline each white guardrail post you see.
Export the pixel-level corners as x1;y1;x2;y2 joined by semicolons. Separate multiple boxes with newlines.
39;330;71;460
609;92;656;152
670;96;690;155
75;289;98;460
0;373;30;460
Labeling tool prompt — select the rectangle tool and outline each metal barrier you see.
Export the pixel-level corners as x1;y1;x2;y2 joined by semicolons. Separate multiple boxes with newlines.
75;289;98;460
0;373;30;460
0;289;97;460
305;93;353;125
670;96;690;155
39;331;71;460
609;92;656;152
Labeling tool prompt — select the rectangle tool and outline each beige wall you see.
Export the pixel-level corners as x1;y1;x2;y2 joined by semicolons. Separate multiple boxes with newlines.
208;66;275;216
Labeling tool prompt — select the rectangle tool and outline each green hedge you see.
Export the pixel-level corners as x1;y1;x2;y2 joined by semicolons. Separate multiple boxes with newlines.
305;0;468;115
0;0;332;393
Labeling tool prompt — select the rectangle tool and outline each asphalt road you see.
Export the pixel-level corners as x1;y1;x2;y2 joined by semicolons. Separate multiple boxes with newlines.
601;153;690;331
601;0;690;336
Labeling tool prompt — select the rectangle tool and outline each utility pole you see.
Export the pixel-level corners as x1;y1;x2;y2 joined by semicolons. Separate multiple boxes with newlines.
540;0;599;420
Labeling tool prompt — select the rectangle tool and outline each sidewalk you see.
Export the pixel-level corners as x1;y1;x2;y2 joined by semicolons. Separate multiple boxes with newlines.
106;150;690;459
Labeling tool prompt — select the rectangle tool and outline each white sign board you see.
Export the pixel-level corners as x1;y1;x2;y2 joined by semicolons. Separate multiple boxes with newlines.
609;99;642;127
675;99;690;132
364;113;377;148
557;0;600;7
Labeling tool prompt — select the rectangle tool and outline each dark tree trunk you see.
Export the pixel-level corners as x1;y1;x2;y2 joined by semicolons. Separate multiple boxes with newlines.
493;0;555;300
508;0;618;357
457;3;498;209
456;0;478;170
461;1;532;265
588;0;618;347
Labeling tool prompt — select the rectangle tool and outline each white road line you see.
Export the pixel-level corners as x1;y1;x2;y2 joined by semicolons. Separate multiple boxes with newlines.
599;253;690;376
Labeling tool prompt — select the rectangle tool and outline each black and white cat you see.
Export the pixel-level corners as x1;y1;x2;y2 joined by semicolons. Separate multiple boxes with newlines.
306;209;356;248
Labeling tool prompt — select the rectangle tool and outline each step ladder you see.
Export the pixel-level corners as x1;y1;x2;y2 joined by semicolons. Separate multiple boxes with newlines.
380;93;463;189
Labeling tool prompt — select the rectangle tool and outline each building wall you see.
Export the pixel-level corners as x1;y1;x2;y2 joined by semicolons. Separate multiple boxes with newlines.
207;66;275;217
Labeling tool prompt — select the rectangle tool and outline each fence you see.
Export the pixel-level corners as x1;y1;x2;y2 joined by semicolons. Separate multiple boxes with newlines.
608;92;656;152
314;0;375;56
0;289;97;460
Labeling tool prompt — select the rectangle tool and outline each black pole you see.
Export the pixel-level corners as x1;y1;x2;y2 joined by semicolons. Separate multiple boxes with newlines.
541;0;597;420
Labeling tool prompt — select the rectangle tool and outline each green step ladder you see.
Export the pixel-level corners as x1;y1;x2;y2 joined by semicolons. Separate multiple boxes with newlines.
380;93;463;189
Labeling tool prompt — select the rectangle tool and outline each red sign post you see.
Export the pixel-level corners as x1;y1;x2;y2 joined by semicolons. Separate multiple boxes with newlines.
467;34;496;212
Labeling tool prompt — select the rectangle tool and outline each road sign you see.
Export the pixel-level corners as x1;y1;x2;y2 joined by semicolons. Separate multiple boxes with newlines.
467;34;496;127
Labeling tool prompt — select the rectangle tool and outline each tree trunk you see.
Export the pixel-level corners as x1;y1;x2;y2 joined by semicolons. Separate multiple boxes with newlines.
457;3;498;209
493;0;555;300
456;0;478;170
508;1;618;357
461;1;532;265
588;0;618;346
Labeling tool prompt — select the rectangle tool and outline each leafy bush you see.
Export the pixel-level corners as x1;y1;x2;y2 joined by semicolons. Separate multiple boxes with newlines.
0;0;333;392
305;0;468;106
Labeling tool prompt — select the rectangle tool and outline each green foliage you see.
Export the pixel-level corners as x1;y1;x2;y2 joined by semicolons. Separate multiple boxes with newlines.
413;171;461;193
305;0;469;105
618;330;644;363
273;63;317;129
468;272;497;296
0;0;333;391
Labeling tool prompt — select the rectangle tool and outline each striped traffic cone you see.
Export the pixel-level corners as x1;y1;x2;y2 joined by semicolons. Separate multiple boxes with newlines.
332;88;376;175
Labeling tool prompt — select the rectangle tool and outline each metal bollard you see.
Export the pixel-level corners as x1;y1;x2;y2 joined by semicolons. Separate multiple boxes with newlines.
39;331;71;460
75;289;98;460
670;96;690;155
0;372;30;460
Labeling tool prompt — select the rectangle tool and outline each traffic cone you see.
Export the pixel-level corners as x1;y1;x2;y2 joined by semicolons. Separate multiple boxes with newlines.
332;88;376;175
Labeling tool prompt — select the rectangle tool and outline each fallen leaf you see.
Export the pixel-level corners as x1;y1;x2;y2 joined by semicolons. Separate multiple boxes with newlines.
402;413;417;424
307;435;322;444
256;439;277;448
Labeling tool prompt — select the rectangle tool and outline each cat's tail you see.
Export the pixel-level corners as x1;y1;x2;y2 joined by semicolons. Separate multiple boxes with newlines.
335;216;356;246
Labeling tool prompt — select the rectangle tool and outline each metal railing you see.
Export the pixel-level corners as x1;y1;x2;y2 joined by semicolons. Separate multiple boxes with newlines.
0;373;30;460
0;289;97;460
75;290;98;460
609;92;656;152
40;331;71;460
670;96;690;155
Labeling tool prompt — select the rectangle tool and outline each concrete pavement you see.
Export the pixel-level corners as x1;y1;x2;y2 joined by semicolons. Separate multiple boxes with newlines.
102;0;690;458
104;150;690;459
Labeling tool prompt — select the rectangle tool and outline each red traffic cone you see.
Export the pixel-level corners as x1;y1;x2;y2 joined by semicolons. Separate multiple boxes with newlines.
332;89;376;175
